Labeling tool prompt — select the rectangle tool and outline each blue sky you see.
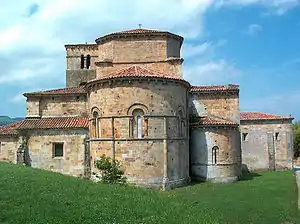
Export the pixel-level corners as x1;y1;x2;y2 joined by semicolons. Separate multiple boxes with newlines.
0;0;299;120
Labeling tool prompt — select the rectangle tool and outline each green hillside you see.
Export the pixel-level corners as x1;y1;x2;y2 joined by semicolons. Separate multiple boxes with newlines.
0;162;299;224
0;116;23;126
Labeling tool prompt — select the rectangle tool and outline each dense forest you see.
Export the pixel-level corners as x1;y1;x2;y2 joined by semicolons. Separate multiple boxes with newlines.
0;116;23;126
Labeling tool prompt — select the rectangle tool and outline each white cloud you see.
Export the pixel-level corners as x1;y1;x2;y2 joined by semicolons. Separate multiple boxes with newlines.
245;24;262;36
183;59;241;85
0;0;217;86
10;94;25;104
216;0;300;15
0;0;298;88
240;90;300;119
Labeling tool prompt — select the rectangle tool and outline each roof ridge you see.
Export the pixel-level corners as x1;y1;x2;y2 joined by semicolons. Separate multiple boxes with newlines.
240;111;293;120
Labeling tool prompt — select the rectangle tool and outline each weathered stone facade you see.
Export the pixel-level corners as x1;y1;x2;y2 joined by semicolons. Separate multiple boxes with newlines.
87;75;190;189
240;119;293;171
0;28;294;190
0;136;18;163
23;129;89;177
189;86;241;182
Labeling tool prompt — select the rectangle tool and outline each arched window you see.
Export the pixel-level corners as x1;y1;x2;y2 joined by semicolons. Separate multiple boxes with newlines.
86;55;91;69
132;109;144;139
212;146;219;165
92;111;99;138
178;109;185;137
80;55;84;69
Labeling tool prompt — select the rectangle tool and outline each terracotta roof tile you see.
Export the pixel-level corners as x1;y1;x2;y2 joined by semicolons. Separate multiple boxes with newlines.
0;121;23;136
190;84;239;93
190;116;238;127
96;28;183;44
240;112;293;121
116;28;167;34
23;86;86;97
88;65;190;85
17;117;89;130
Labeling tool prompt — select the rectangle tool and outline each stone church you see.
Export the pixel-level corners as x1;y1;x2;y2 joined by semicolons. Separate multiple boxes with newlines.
0;28;294;190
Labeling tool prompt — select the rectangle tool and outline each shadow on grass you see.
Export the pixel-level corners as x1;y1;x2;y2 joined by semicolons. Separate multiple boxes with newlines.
239;172;262;181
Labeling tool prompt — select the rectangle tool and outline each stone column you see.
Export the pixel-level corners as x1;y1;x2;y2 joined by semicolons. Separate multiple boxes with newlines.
267;132;275;171
84;135;91;179
162;117;169;191
17;135;31;166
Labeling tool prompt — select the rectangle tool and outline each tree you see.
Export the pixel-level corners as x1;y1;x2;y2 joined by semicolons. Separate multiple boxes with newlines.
293;121;300;158
94;154;127;185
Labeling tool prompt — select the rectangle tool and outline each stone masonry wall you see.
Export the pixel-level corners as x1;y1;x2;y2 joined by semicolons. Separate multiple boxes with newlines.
96;36;182;77
88;79;189;188
66;69;97;88
241;120;293;171
66;45;98;70
166;37;181;58
38;95;88;117
26;98;40;117
0;136;18;163
66;45;98;87
97;36;182;62
96;62;182;78
189;92;240;123
27;129;89;177
190;127;241;183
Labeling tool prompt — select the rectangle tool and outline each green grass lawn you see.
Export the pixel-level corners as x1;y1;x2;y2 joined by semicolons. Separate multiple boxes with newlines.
0;162;299;224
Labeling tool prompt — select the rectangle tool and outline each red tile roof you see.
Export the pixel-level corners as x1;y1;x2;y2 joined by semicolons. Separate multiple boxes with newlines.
240;112;293;121
88;65;190;86
17;117;89;130
23;86;86;97
190;84;239;93
117;28;166;34
95;28;183;44
190;116;238;127
0;121;23;136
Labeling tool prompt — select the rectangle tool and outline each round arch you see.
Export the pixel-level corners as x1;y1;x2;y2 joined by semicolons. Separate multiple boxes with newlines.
127;103;149;115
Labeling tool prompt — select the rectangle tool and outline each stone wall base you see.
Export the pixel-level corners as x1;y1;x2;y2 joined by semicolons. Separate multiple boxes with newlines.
125;176;191;190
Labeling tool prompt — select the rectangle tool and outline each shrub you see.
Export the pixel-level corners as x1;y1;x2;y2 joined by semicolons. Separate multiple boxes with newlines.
94;154;126;185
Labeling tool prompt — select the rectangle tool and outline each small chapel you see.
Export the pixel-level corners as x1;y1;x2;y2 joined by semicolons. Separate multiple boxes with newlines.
0;28;294;190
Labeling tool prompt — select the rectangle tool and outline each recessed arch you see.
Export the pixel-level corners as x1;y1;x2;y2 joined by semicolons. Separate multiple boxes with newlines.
127;103;149;115
90;107;101;138
212;146;219;165
177;106;185;137
91;106;101;116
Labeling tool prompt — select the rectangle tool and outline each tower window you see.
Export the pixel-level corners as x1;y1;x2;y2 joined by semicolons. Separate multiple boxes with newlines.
212;146;219;164
86;55;91;69
242;133;248;141
80;55;84;69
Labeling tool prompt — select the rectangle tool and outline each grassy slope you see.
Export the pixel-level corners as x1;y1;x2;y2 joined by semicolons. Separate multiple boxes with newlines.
0;162;299;224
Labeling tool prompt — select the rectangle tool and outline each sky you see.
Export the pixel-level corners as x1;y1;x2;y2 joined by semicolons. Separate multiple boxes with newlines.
0;0;299;120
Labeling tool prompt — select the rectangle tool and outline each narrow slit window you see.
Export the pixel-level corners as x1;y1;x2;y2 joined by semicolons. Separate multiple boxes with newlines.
80;55;84;69
132;109;144;139
242;133;248;141
86;55;91;69
92;111;99;138
212;146;218;164
137;115;142;139
275;132;279;141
